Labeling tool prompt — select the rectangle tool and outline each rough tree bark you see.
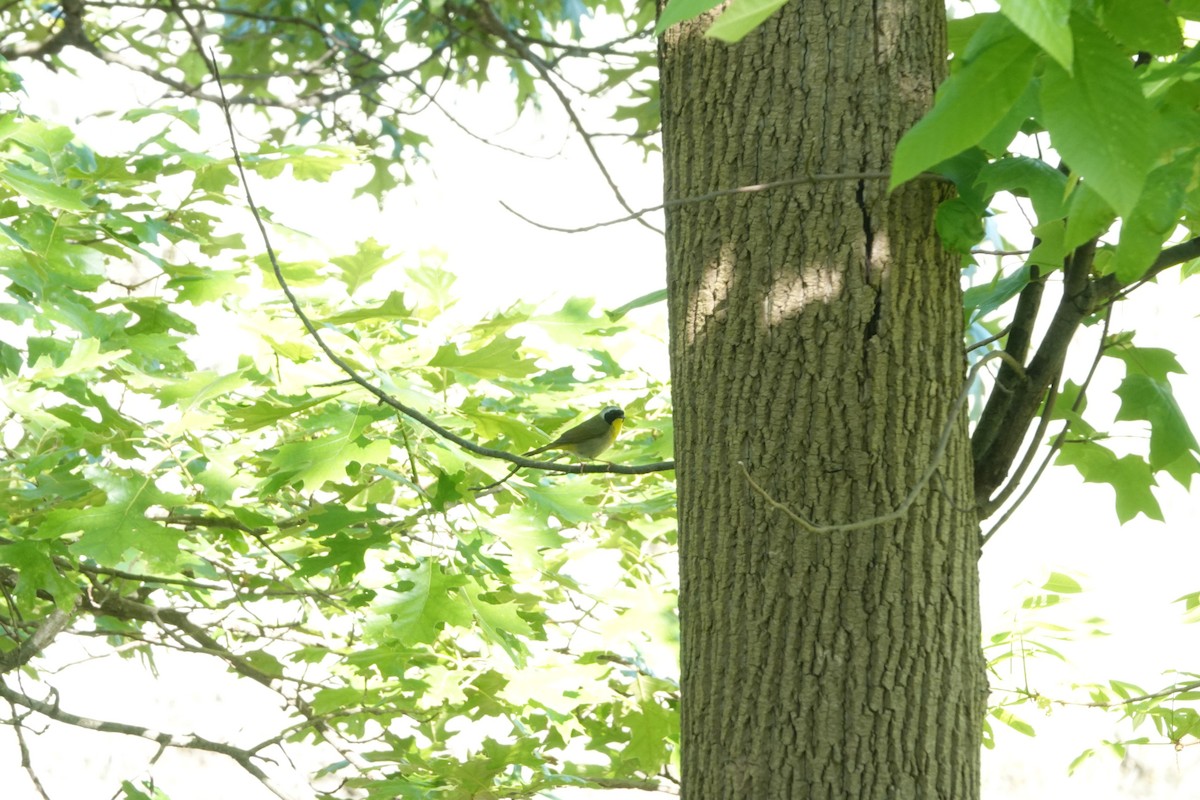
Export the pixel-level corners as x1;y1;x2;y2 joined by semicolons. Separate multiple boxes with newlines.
660;1;986;797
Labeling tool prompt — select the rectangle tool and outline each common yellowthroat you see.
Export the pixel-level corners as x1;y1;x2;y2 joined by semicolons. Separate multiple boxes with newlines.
524;406;624;459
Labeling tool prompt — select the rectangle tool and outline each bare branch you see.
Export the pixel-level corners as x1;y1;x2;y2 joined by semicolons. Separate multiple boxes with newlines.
1093;235;1200;302
999;676;1200;712
966;324;1012;353
4;699;54;800
0;679;298;800
971;264;1046;466
977;368;1060;518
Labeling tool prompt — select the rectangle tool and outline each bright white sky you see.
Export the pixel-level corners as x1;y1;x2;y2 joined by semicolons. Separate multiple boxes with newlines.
5;10;1200;798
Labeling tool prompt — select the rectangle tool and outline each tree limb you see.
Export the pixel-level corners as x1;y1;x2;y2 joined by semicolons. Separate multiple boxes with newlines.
970;265;1044;462
971;234;1200;512
0;601;79;675
0;679;298;800
972;239;1097;508
981;307;1112;542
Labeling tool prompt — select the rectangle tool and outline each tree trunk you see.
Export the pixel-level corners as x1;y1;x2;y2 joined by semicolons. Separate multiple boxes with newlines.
659;1;985;797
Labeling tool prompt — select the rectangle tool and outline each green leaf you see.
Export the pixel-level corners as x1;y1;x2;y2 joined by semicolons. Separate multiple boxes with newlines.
518;481;604;525
27;339;130;386
1175;590;1200;623
247;145;358;182
407;264;457;311
0;164;92;211
976;156;1069;223
625;697;674;771
1099;0;1183;55
121;106;202;133
0;340;22;375
321;291;413;324
1113;156;1192;283
0;541;78;608
990;706;1037;737
227;394;335;431
1038;15;1156;217
998;0;1073;69
1062;183;1116;251
329;238;399;295
947;14;991;58
353;155;403;203
428;336;538;380
1161;450;1200;488
1055;441;1164;523
705;0;789;42
606;288;667;321
265;407;392;491
1042;572;1083;594
892;16;1039;188
169;265;247;305
937;198;986;253
655;0;723;34
1104;340;1186;382
40;470;184;566
461;579;536;664
1068;748;1096;775
1114;373;1199;471
1171;0;1200;20
369;561;473;646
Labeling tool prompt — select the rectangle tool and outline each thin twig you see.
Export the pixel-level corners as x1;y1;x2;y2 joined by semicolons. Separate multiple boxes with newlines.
7;701;54;800
972;248;1031;257
966;324;1012;353
470;462;523;493
474;1;661;234
742;350;1023;533
999;677;1200;711
501;171;896;234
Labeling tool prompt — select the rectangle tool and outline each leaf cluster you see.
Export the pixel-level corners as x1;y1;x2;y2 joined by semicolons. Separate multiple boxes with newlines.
900;4;1200;526
0;94;677;797
0;0;660;197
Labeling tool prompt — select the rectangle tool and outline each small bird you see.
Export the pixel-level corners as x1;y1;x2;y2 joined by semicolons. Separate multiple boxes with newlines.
524;406;625;459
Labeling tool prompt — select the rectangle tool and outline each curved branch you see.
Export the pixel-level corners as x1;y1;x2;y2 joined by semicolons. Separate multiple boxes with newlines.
977;368;1059;519
1092;235;1200;303
211;58;674;476
745;350;1021;533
